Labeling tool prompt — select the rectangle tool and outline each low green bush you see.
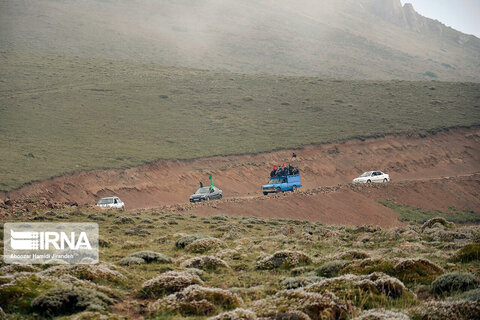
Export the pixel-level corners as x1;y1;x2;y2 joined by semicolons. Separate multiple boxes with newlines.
458;288;480;302
452;243;480;263
31;285;113;316
175;235;208;249
431;272;479;296
316;260;350;278
256;250;312;270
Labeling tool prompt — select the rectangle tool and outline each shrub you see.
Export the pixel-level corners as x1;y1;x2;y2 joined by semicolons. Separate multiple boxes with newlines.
87;214;105;221
334;250;370;260
425;229;466;242
421;217;455;231
31;285;114;316
64;311;124;319
40;264;126;284
120;241;141;250
431;272;479;296
316;260;350;278
180;255;230;271
458;288;480;302
241;217;265;225
252;289;353;320
207;308;257;320
184;267;204;277
306;273;414;308
0;274;54;313
185;238;225;253
339;258;396;277
150;285;242;316
394;258;443;285
369;273;410;299
114;216;135;224
212;215;229;221
255;250;312;270
139;271;204;298
175;235;208;249
222;225;244;240
410;300;480;320
215;249;239;259
127;251;172;264
118;257;145;266
229;286;265;301
291;266;316;276
340;257;444;286
280;276;323;290
452;243;480;263
125;228;150;236
0;264;39;274
98;238;111;248
353;309;410;320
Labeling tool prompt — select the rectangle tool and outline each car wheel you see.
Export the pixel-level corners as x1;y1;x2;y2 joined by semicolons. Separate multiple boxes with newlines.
383;178;388;183
292;185;297;192
276;187;282;193
367;179;371;183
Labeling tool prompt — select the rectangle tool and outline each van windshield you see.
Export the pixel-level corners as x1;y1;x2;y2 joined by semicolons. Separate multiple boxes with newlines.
269;178;284;184
98;198;114;204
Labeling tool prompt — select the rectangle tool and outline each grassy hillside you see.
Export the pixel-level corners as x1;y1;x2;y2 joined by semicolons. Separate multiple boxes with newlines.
0;207;479;319
0;0;479;81
380;201;480;224
1;52;479;191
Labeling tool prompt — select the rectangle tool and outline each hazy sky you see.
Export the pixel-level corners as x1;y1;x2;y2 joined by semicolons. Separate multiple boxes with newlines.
400;0;480;38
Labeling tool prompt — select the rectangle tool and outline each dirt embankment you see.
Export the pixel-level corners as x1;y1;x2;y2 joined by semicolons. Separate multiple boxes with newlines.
4;128;480;226
186;174;480;227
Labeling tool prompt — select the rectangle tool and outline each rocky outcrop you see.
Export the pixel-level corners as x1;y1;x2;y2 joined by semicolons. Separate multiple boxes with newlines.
367;0;447;35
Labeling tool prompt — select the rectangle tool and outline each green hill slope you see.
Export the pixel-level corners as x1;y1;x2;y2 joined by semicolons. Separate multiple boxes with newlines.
1;52;479;191
1;0;479;81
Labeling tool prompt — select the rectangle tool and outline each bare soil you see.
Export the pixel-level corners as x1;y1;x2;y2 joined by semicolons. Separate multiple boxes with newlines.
185;174;480;227
5;128;480;226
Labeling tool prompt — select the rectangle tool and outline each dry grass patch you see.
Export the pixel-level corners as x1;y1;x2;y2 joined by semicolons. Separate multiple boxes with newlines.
256;250;312;270
139;271;204;298
149;285;242;316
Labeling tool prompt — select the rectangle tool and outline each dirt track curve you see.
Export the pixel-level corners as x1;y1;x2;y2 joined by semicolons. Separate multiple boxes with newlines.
4;127;480;227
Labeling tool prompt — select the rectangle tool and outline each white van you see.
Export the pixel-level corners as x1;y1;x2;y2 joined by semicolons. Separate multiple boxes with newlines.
96;196;125;209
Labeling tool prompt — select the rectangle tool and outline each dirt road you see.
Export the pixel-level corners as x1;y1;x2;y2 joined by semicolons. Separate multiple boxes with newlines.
182;174;480;227
4;127;480;226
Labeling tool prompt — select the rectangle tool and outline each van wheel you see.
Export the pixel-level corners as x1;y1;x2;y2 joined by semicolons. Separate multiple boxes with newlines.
292;185;297;192
367;180;371;183
276;187;282;193
263;192;268;195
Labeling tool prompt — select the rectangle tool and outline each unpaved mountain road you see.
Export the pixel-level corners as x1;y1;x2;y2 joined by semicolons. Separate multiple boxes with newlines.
179;173;480;227
4;127;480;226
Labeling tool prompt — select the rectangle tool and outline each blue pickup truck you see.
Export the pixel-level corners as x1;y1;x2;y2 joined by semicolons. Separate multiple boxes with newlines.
262;174;301;195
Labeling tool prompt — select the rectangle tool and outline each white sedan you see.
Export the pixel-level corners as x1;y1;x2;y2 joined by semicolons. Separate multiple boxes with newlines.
96;196;125;209
353;171;390;184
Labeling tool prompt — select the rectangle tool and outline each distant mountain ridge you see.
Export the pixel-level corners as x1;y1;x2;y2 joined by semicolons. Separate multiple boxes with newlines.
369;0;472;39
1;0;479;81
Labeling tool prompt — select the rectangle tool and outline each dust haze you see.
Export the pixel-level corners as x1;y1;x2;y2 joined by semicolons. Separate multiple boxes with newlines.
1;0;479;80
